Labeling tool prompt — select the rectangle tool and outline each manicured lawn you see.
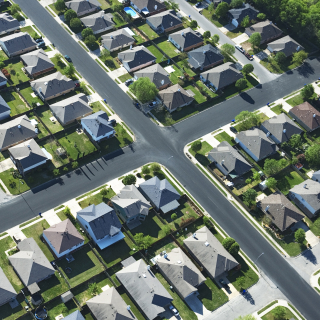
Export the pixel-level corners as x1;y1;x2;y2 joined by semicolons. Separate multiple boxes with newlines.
188;141;213;166
29;115;50;139
19;85;44;106
271;104;283;115
261;306;298;320
1;91;29;117
45;298;78;319
305;216;320;236
40;137;69;168
260;57;303;74
214;131;235;146
138;23;159;39
100;55;120;71
48;3;65;15
0;168;31;194
6;61;30;85
50;56;68;74
286;94;304;107
176;59;196;77
20;25;40;38
107;263;122;287
118;73;132;83
78;187;115;208
156;40;179;58
147;236;178;258
226;27;244;39
36;105;64;133
274;168;305;195
132;32;146;45
90;101;106;113
96;0;110;10
0;294;29;320
201;8;229;27
145;44;166;63
196;80;218;98
112;12;126;27
169;64;184;84
184;85;206;104
234;112;269;132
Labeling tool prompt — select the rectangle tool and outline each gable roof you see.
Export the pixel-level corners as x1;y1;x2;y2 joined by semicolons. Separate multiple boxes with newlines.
268;35;304;57
156;248;206;298
8;238;55;286
131;0;166;14
118;45;156;69
188;44;223;70
0;266;16;305
0;95;10;115
66;0;100;14
169;28;203;50
146;10;182;30
289;102;320;131
134;64;171;89
228;3;259;24
116;259;173;319
80;12;114;33
81;111;114;138
21;49;54;76
208;141;252;178
0;12;20;34
102;29;134;51
200;62;243;90
0;32;37;55
245;20;283;43
183;226;238;278
62;311;85;320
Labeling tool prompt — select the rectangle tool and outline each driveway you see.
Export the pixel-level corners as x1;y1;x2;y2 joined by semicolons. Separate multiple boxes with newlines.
232;33;249;45
291;221;319;247
185;293;210;320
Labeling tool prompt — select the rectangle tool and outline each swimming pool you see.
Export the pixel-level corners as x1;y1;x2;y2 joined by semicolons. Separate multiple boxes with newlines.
124;7;138;18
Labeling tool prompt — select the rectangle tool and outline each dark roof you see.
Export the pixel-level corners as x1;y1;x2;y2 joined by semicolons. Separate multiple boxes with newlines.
131;0;166;14
188;44;224;70
0;70;6;84
102;29;134;51
289;102;320;131
21;49;54;76
0;32;37;55
80;12;114;33
169;28;203;50
228;3;259;24
245;20;283;44
268;35;304;57
81;111;114;138
118;45;156;69
0;12;20;34
134;64;171;89
0;95;10;114
146;10;182;30
0;266;16;305
66;0;100;15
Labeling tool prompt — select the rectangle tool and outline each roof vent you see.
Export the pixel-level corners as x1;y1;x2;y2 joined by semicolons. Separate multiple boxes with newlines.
270;21;272;25
127;305;131;311
147;265;151;270
192;233;196;238
110;35;113;39
178;88;180;92
44;82;48;86
266;132;270;137
38;87;42;93
154;4;157;9
177;260;182;264
203;50;206;54
164;253;168;259
130;45;133;49
304;184;307;189
18;125;21;129
221;159;224;165
283;129;286;133
27;145;31;150
161;79;164;85
313;113;316;118
181;31;184;36
265;205;270;211
205;241;209;247
171;21;173;26
142;273;146;278
35;128;38;134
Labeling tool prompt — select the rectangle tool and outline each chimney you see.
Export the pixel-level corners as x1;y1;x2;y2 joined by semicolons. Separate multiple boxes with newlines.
283;129;286;133
265;205;270;211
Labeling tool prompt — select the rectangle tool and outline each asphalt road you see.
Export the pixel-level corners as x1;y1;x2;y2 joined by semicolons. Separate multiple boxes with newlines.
7;1;320;318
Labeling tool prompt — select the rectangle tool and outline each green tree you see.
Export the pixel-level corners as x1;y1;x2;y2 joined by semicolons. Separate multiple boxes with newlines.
123;174;137;185
252;170;260;181
88;283;99;296
274;52;286;64
70;18;81;28
31;99;38;108
112;3;124;12
130;77;159;103
203;31;211;39
63;63;75;77
150;163;161;172
295;228;306;244
235;78;247;91
222;237;235;251
289;134;302;149
306;144;320;167
245;178;252;185
249;32;261;48
82;27;94;39
72;161;78;169
191;140;202;152
141;166;150;175
211;34;219;45
208;3;215;12
54;53;63;62
229;242;240;255
54;0;66;12
169;1;179;11
100;188;108;197
231;0;243;8
190;20;198;29
215;2;229;17
241;15;250;27
234;314;257;320
171;213;177;220
264;159;282;176
63;206;71;215
243;189;257;206
257;13;266;20
64;9;77;22
133;233;144;249
100;48;110;60
242;64;254;75
9;3;21;15
266;177;277;189
221;43;235;56
235;110;260;131
84;35;97;47
272;306;287;320
203;216;212;229
291;50;308;65
301;84;314;101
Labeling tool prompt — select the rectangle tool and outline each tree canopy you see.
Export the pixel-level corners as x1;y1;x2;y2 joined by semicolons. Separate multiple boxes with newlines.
82;28;94;39
191;140;202;152
243;189;257;206
123;174;137;185
54;0;65;12
265;177;277;189
234;315;257;320
263;158;287;176
301;83;314;101
190;20;198;29
241;15;250;27
235;110;260;131
221;43;235;56
274;52;286;64
215;2;229;17
235;79;247;91
130;77;158;103
292;50;308;65
231;0;243;8
295;228;306;244
249;32;261;48
242;64;254;75
306;144;320;167
64;9;77;22
203;31;211;39
70;18;81;28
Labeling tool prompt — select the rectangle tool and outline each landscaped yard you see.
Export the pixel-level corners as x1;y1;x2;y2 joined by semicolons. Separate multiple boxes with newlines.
188;140;213;166
20;25;40;38
271;104;283;115
90;101;108;114
19;84;44;106
214;131;235;146
176;59;197;77
1;91;29;117
45;298;78;320
196;80;218;98
0;168;32;194
201;8;229;28
96;0;110;10
145;44;166;63
137;23;159;39
78;187;115;208
6;61;30;85
260;57;305;75
305;216;320;236
184;85;206;104
36;105;64;134
274;168;305;195
48;3;65;15
226;28;244;39
39;137;69;168
156;40;179;58
100;55;120;71
112;12;127;27
118;73;132;83
261;306;298;320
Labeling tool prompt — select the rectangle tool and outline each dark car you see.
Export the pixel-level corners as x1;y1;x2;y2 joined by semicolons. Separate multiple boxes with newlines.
245;52;253;60
219;279;230;290
37;42;46;48
195;2;201;7
125;78;134;86
35;38;43;43
64;55;72;62
230;126;237;134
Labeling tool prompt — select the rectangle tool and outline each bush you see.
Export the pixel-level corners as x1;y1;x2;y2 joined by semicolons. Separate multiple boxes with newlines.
150;163;161;172
100;188;108;196
222;237;235;251
189;20;198;29
191;140;202;152
141;166;150;175
72;161;78;169
123;174;137;185
229;242;240;255
257;13;266;20
295;228;305;244
53;169;60;176
171;213;177;220
203;216;213;229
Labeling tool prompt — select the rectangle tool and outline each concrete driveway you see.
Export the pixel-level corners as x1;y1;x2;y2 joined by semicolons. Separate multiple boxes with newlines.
291;221;319;247
185;293;210;320
217;274;239;299
233;33;249;45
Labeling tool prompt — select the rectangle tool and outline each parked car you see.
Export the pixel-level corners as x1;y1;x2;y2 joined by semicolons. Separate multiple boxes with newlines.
230;126;237;133
35;38;43;43
125;78;134;86
169;305;179;317
235;45;244;53
195;2;201;7
75;82;80;88
37;41;46;48
219;279;230;290
64;55;72;62
244;52;253;60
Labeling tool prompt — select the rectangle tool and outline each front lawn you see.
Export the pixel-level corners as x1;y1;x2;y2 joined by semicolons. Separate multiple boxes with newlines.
214;131;235;146
5;61;29;85
196;80;218;98
261;306;298;320
145;45;165;63
1;91;28;117
137;23;159;39
100;55;120;71
226;27;244;39
118;73;132;83
19;85;44;106
260;57;304;74
20;25;40;38
90;101;106;113
201;9;229;28
271;104;283;115
78;187;115;208
0;168;32;195
36;105;64;134
305;216;320;236
48;3;65;15
184;85;206;104
274;168;305;195
188;140;212;166
156;40;179;58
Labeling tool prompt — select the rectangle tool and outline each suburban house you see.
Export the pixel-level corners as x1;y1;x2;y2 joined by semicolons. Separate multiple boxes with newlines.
0;95;10;120
289;180;320;218
146;10;182;33
9;238;55;293
102;29;135;52
267;35;304;57
77;202;124;250
312;170;320;182
235;128;278;162
260;113;302;144
0;115;37;151
158;84;194;113
183;226;239;279
65;0;101;17
188;44;224;71
228;3;259;28
134;64;171;90
0;267;16;307
0;32;37;57
80;12;115;34
81;111;115;142
258;191;304;232
111;184;151;228
50;93;92;126
156;248;206;300
8;138;48;175
31;71;76;101
288;102;320;132
0;12;20;35
208;141;252;179
116;259;173;320
169;28;203;52
200;62;243;91
245;20;283;44
43;219;84;258
139;176;180;213
87;287;135;320
118;45;156;73
0;70;6;88
62;311;85;320
21;49;55;78
130;0;166;16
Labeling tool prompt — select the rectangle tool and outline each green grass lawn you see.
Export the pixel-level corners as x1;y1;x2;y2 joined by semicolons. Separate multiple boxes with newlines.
6;61;29;85
184;85;206;104
50;56;68;74
147;236;178;258
196;80;218;98
118;73;132;83
36;105;64;133
45;298;78;319
156;40;179;58
132;32;146;45
100;55;120;71
90;101;106;113
0;294;29;320
1;91;29;117
138;23;159;39
201;9;229;28
285;94;305;107
214;131;235;146
261;306;298;320
78;187;115;208
188;141;212;166
169;64;184;84
305;216;320;236
234;112;269;132
96;0;110;9
48;3;65;15
39;138;69;168
19;85;44;106
226;27;244;39
20;25;40;38
260;57;304;74
274;168;305;195
271;104;283;115
0;168;32;194
176;59;197;77
145;45;166;63
112;12;126;27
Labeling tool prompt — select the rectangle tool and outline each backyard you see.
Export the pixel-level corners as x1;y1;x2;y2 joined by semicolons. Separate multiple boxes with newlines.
145;44;166;63
137;23;159;39
155;39;179;58
29;114;50;139
36;105;64;134
274;168;305;195
45;298;78;320
184;85;206;104
19;84;44;106
1;91;29;117
5;61;30;85
0;294;29;320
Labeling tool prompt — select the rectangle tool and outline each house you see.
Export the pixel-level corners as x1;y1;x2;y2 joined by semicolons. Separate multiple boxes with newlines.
235;128;278;162
289;180;320;218
31;71;76;102
118;45;156;73
288;102;320;132
50;93;92;126
146;10;182;33
158;84;194;113
208;141;252;179
0;95;10;120
188;44;224;71
245;20;283;45
102;29;135;52
0;13;20;35
258;191;304;232
134;64;171;90
8;139;48;175
0;70;6;87
169;28;203;52
116;259;173;320
0;115;37;151
81;111;115;142
139;176;180;213
76;202;124;250
80;12;115;35
62;311;85;320
200;62;244;91
228;3;259;28
312;170;320;182
183;226;238;279
156;248;206;300
267;35;304;57
112;185;151;227
20;49;55;78
65;0;100;17
130;0;166;16
0;32;37;57
43;219;84;258
9;238;55;292
260;113;302;144
87;287;135;320
0;267;16;307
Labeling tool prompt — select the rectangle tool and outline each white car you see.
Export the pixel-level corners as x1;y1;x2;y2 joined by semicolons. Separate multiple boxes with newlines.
235;45;244;53
169;305;179;317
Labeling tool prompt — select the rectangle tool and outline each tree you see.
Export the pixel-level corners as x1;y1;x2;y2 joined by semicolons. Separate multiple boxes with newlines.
31;99;38;108
123;174;136;185
150;163;161;172
241;15;250;28
70;18;82;28
112;3;124;12
134;233;152;250
222;237;235;251
212;34;219;45
191;140;202;152
84;35;97;47
141;166;150;175
54;53;63;62
9;4;21;15
257;13;266;20
203;216;212;229
63;63;75;77
208;3;215;12
72;161;78;169
215;2;229;17
235;79;247;91
289;134;302;149
64;9;77;22
235;110;260;131
301;84;314;101
229;242;240;255
130;77;158;103
203;31;211;39
100;48;110;60
243;189;257;206
63;206;71;215
264;159;283;176
295;228;306;244
291;50;308;65
245;178;252;185
190;20;198;29
100;188;108;197
272;306;287;320
306;144;320;167
252;170;260;181
249;32;261;48
54;0;65;12
221;43;235;56
171;213;177;220
88;283;99;296
274;52;286;64
231;0;243;8
82;27;94;39
242;64;254;75
169;1;179;11
266;177;277;189
234;315;257;320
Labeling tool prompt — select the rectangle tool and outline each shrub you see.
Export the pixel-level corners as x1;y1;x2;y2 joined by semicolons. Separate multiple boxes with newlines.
72;161;78;169
53;168;60;176
189;20;198;29
295;228;305;244
191;140;202;153
229;242;240;255
222;237;235;251
141;166;150;175
257;13;266;20
171;213;177;220
150;163;161;172
123;174;137;185
100;188;108;196
203;216;213;229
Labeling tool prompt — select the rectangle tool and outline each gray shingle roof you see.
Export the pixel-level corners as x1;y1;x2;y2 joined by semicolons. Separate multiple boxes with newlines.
50;93;92;125
183;226;238;279
116;259;173;320
228;3;259;24
118;45;156;69
200;62;243;90
0;70;6;84
146;10;182;30
188;44;223;70
66;0;100;15
102;29;134;51
77;203;122;240
81;111;114;138
312;170;320;182
131;0;166;14
245;20;283;44
62;311;85;320
87;287;134;320
0;95;10;115
20;49;54;76
289;102;320;131
80;12;114;33
8;238;55;287
0;115;36;151
268;35;304;57
0;12;19;34
0;32;37;55
170;28;203;50
134;64;171;89
0;266;16;306
156;248;206;299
